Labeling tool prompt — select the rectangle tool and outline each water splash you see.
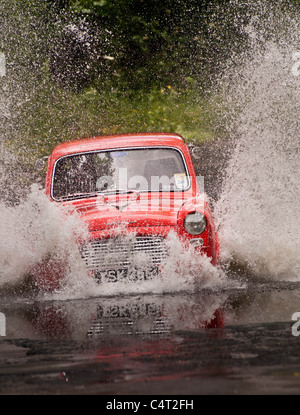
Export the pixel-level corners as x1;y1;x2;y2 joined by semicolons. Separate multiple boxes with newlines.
47;230;229;302
214;2;300;280
0;184;230;298
0;185;88;289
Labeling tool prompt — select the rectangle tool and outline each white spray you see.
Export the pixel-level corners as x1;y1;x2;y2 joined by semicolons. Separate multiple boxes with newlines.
214;5;300;280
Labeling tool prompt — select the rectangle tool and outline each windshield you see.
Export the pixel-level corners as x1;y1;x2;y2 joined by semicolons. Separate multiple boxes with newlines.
52;147;190;200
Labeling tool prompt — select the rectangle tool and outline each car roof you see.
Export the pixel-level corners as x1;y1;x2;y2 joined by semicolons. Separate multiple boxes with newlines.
50;133;186;159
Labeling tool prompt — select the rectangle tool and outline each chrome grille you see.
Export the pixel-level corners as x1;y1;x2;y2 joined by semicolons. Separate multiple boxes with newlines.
81;236;168;271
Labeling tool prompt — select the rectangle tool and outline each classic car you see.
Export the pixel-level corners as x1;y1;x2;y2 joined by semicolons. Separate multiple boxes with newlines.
34;133;219;290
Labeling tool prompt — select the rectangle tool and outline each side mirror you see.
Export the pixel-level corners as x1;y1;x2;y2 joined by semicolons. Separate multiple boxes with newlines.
35;156;48;171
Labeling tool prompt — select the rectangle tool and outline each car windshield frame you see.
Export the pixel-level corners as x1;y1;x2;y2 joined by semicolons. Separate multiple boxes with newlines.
51;146;191;202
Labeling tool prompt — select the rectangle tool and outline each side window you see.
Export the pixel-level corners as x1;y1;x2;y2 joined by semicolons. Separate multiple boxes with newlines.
53;155;97;198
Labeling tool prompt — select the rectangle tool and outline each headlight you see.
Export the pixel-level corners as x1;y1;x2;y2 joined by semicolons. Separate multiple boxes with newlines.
184;212;207;235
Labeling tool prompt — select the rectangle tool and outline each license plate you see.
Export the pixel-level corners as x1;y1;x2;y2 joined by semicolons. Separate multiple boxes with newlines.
94;267;159;283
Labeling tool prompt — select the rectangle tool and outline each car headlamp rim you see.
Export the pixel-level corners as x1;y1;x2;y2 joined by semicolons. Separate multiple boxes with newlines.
184;211;207;235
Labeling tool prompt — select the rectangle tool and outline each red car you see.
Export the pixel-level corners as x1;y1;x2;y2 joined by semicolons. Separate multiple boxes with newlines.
35;133;219;290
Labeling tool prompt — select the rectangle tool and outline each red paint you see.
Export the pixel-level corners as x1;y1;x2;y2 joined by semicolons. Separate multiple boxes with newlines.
35;133;219;290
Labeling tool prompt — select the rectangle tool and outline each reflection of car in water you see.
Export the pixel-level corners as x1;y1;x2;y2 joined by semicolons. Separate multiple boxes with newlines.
3;293;225;340
33;133;219;291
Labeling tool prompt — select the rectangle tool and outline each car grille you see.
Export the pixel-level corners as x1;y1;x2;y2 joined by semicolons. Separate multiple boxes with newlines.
80;235;168;271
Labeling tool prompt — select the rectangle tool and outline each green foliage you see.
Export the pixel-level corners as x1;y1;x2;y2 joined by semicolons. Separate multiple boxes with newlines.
4;0;300;169
44;0;253;92
17;78;218;161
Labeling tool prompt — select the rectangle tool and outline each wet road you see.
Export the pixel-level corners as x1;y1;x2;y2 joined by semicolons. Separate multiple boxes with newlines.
1;276;300;395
